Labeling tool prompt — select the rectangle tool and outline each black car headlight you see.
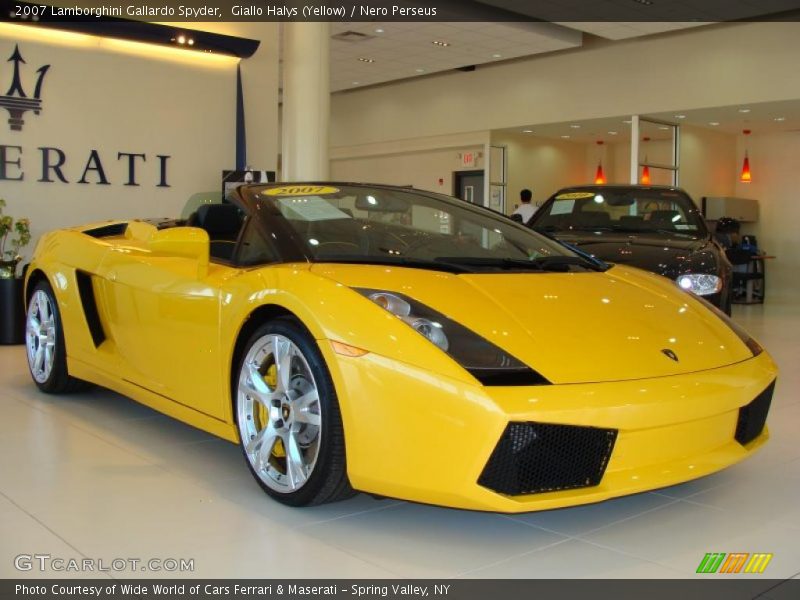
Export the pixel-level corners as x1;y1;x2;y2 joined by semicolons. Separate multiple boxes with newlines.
357;288;549;386
676;273;722;296
694;295;763;357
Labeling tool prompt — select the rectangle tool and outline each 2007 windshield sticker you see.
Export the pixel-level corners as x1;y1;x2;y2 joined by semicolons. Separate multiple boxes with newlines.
263;185;339;197
555;192;596;200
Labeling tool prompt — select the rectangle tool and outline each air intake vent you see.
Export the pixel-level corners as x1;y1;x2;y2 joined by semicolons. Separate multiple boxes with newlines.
75;271;106;347
735;381;775;446
479;422;617;496
331;31;374;43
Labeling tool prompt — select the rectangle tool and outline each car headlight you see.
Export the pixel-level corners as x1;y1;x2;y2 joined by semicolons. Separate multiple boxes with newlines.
676;273;722;296
357;289;549;385
693;295;763;357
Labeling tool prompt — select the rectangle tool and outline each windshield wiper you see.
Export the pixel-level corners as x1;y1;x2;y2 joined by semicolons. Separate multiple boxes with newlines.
434;256;607;273
609;225;650;233
531;255;608;272
314;255;472;274
567;225;616;231
434;256;544;271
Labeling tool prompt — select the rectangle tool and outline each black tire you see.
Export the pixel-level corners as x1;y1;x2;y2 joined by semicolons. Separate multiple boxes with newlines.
26;279;88;394
234;317;355;506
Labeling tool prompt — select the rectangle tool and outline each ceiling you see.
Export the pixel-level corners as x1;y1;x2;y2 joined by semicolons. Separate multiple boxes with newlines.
329;20;715;91
327;2;800;138
329;1;800;91
496;99;800;144
329;21;581;91
474;0;800;22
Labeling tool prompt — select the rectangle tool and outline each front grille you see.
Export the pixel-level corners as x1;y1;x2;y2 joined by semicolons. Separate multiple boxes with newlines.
735;381;775;446
478;422;618;496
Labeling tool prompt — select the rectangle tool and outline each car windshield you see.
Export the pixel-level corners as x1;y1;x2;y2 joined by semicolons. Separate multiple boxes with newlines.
250;184;603;272
532;188;708;236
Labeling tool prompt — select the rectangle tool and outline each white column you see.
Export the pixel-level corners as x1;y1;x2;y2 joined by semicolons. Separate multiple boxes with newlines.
281;23;330;181
629;115;640;184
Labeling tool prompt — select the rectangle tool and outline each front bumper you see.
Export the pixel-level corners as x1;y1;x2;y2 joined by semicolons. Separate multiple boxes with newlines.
323;345;777;513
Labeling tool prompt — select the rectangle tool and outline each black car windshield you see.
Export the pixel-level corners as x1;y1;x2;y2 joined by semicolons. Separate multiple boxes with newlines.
251;184;601;272
532;188;708;236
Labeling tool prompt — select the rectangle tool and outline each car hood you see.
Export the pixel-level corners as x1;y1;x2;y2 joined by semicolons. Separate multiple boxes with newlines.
552;232;720;278
310;263;752;384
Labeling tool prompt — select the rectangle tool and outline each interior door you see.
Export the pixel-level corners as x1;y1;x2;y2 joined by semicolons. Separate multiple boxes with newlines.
454;170;486;243
98;251;236;420
454;170;485;206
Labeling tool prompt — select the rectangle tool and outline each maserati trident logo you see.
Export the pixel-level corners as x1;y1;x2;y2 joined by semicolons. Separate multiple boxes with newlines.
0;44;50;132
661;349;679;362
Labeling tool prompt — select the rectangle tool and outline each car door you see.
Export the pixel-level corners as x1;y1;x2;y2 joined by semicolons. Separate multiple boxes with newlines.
97;244;241;421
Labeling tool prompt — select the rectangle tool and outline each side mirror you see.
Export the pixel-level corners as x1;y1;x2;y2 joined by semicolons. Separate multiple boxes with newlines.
147;227;210;277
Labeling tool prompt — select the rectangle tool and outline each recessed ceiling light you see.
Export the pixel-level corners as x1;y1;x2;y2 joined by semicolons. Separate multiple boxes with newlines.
709;121;720;126
492;53;502;58
375;28;384;33
659;126;670;130
738;108;751;113
358;57;375;63
176;35;186;44
522;129;533;133
352;81;360;85
561;135;571;139
774;116;786;121
623;119;632;124
432;40;450;47
608;131;618;135
570;124;581;129
415;68;426;73
674;114;686;119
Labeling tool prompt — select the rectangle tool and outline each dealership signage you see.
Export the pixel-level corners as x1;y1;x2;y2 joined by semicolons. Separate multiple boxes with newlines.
0;43;171;187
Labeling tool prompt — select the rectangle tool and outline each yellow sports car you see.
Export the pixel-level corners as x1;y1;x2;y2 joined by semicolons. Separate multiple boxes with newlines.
24;183;777;512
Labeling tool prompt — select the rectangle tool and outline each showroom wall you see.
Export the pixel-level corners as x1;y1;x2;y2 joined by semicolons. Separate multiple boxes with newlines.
330;131;489;197
0;22;278;257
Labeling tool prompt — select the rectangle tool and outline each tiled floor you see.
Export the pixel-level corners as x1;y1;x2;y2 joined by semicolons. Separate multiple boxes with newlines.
0;301;798;579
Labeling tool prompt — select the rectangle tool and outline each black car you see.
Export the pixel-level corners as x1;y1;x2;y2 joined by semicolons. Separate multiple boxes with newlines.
529;185;732;313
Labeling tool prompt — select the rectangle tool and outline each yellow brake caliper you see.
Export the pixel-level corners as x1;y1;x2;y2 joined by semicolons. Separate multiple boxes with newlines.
261;363;285;458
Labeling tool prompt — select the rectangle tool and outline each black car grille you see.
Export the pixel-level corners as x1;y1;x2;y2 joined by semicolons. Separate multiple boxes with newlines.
735;381;775;446
478;422;618;496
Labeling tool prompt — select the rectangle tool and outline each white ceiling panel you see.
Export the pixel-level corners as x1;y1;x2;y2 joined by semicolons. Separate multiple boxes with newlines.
330;21;582;91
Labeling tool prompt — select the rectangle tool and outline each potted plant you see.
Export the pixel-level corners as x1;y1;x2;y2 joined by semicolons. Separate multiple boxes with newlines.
0;199;31;344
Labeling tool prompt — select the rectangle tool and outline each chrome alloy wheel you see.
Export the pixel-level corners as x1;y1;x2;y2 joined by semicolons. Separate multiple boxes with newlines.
26;290;56;384
237;334;322;493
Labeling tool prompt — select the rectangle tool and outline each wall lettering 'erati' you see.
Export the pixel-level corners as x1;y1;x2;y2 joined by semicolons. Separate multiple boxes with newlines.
0;145;170;187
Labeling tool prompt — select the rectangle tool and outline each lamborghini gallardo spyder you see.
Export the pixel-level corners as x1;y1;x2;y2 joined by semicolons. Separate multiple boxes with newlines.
23;183;777;512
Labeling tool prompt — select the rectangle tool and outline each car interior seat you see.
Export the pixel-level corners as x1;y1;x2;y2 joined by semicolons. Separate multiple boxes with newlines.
187;203;243;260
649;210;681;224
618;215;645;226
